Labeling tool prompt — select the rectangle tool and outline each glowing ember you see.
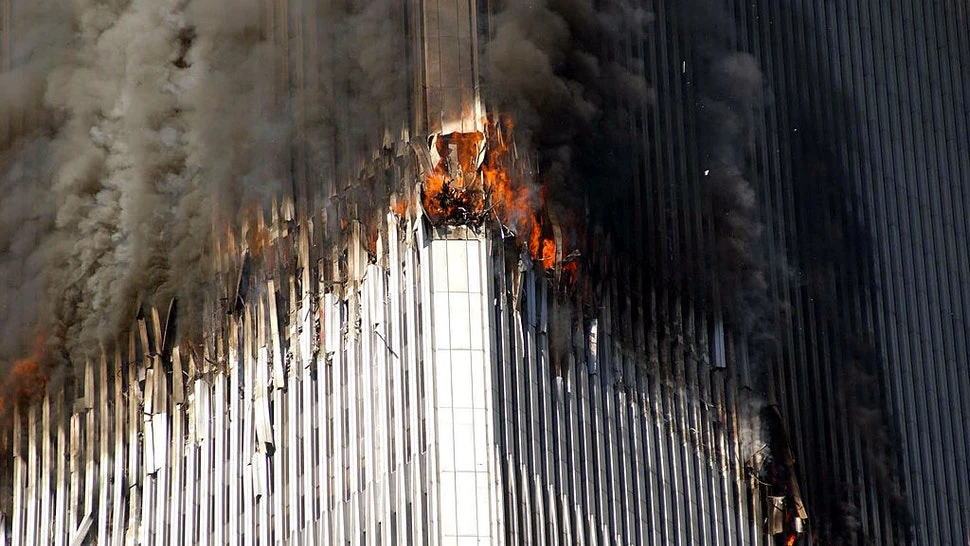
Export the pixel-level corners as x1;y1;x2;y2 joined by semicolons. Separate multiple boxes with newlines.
0;332;49;414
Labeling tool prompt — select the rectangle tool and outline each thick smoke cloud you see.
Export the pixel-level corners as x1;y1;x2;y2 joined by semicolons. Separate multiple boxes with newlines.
485;0;777;463
485;0;774;329
677;0;777;361
484;0;653;240
0;0;407;388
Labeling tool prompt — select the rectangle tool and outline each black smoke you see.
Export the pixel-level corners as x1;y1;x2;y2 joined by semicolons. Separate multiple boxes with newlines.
483;0;654;249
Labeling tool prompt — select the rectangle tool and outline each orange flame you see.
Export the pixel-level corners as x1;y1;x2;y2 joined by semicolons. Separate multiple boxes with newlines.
221;221;238;257
391;198;409;218
0;332;49;414
242;206;270;258
422;131;485;223
421;114;582;278
786;534;796;546
365;222;379;255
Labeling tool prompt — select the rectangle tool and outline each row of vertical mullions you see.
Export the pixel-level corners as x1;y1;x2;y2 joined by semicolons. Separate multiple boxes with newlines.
916;1;970;541
642;11;672;546
608;278;634;545
682;309;707;545
880;0;940;540
496;246;524;545
751;0;831;540
228;316;242;545
853;17;907;538
537;278;560;546
895;14;950;537
637;10;673;537
890;4;937;538
760;2;819;538
774;2;835;542
659;8;717;543
286;275;303;541
788;1;849;540
512;262;533;546
317;289;335;544
487;247;766;545
6;212;487;544
905;4;970;545
925;0;970;512
931;0;970;527
675;0;721;529
814;0;874;536
863;7;919;538
566;294;588;546
522;265;542;546
386;212;408;544
415;220;439;546
849;0;908;535
829;0;888;539
2;219;785;546
402;218;427;545
577;310;600;546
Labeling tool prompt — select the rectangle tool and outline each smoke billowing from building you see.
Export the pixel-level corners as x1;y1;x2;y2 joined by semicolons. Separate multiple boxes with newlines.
2;0;946;544
484;0;653;252
485;0;779;344
675;0;781;367
0;0;411;387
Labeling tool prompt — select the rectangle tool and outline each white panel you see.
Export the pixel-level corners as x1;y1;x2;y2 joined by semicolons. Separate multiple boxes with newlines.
434;293;453;349
449;293;473;350
452;411;477;473
450;351;475;409
467;295;484;351
445;241;469;292
454;472;478;536
439;471;458;537
436;351;454;408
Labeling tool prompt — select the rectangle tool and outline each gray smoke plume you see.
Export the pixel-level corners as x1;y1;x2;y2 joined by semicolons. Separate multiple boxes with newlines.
295;0;408;225
0;0;408;388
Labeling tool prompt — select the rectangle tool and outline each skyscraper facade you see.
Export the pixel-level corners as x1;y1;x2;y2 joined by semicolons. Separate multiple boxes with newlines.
0;1;967;545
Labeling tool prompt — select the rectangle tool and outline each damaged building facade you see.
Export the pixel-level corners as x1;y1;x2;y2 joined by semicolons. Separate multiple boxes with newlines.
1;0;967;545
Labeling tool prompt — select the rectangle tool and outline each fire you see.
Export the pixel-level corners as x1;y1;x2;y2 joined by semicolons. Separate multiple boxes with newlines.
0;332;49;414
242;207;270;258
561;260;580;285
422;131;485;223
391;198;409;218
365;223;379;255
245;221;268;257
422;114;582;277
220;221;238;257
786;534;796;546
